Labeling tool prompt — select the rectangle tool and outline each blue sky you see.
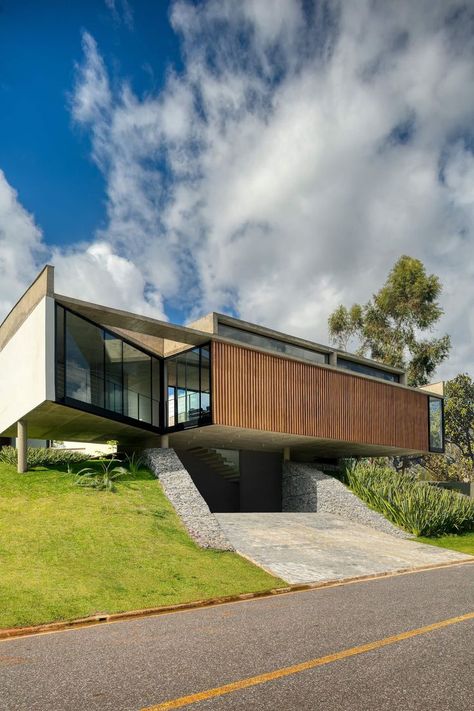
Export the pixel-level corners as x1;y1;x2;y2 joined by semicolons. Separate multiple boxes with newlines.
0;0;180;247
0;1;473;378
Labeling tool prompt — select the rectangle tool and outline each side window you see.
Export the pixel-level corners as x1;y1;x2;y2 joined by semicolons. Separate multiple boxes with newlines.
428;397;444;452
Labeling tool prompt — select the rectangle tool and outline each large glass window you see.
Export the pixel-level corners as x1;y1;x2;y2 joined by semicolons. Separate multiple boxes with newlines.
429;396;444;452
56;304;161;429
218;323;328;365
337;357;400;383
166;345;211;429
123;342;152;424
65;311;105;408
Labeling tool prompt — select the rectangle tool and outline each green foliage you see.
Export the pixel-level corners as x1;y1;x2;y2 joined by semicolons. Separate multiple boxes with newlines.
0;446;89;468
444;373;474;464
124;451;146;476
328;256;451;386
74;459;128;492
345;460;474;537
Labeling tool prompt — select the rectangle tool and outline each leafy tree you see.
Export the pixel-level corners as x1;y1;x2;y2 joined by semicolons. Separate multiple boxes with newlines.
328;256;451;386
444;373;474;465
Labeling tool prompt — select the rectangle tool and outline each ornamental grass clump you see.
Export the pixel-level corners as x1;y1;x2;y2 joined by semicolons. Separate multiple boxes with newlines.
0;446;89;468
74;459;128;492
345;460;474;537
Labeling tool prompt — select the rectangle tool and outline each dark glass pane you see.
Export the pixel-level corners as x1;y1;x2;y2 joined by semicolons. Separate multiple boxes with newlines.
123;342;151;423
55;305;65;399
65;311;104;408
104;333;122;414
218;323;328;364
176;352;187;423
429;397;443;451
186;349;201;423
337;357;400;383
152;358;161;427
200;345;210;415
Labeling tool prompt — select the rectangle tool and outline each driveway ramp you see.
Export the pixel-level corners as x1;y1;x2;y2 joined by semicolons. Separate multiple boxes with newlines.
216;513;472;584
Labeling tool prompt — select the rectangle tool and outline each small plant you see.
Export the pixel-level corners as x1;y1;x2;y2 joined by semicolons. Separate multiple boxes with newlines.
124;451;145;476
345;460;474;537
74;460;128;492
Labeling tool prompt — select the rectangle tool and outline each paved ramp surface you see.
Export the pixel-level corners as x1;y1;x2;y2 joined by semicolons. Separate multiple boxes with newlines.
215;512;472;583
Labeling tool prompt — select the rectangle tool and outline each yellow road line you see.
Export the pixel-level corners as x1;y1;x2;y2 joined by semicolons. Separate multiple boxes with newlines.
142;611;474;710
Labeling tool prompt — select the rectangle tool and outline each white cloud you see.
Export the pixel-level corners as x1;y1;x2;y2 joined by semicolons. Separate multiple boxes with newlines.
3;0;474;380
0;171;46;318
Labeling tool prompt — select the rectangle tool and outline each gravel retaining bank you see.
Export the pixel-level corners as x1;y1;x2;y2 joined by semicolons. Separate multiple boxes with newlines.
283;462;411;539
143;448;234;551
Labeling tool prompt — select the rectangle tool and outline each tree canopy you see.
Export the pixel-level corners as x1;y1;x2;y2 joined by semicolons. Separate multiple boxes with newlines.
328;256;451;386
445;373;474;465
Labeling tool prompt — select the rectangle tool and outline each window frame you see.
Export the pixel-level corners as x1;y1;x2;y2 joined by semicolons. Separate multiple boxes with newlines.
428;395;445;453
54;303;162;434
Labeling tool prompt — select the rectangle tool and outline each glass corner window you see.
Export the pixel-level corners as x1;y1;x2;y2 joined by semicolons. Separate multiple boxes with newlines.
55;303;161;429
428;396;444;452
166;345;211;429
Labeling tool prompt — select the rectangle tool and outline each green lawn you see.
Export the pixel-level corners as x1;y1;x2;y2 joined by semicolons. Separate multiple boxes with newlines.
0;462;282;629
416;531;474;556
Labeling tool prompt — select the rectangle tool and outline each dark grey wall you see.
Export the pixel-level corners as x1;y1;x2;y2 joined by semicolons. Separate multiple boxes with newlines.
176;450;240;513
428;481;473;498
240;450;282;512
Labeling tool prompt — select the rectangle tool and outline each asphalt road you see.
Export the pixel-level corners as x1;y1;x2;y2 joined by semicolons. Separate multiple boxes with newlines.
0;562;473;711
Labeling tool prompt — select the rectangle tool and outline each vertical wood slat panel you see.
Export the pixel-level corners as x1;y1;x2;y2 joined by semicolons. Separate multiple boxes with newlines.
212;341;429;451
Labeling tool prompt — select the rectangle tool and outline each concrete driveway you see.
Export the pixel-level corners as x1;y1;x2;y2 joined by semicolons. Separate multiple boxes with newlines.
216;512;472;584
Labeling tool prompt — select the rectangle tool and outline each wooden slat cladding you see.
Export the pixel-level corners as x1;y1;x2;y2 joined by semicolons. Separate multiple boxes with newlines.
211;341;429;451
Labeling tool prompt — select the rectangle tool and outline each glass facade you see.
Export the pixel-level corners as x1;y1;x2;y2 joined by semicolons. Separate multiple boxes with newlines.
218;323;328;365
428;396;444;452
55;304;212;432
166;345;211;428
337;357;400;383
55;304;161;428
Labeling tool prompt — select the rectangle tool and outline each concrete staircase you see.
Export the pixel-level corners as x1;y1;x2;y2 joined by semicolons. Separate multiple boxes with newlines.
185;447;240;481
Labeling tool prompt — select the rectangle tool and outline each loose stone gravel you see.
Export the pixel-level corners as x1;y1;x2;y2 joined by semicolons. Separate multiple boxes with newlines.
143;448;234;551
282;462;411;539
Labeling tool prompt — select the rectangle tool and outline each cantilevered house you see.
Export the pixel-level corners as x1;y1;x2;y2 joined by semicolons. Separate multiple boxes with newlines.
0;266;444;511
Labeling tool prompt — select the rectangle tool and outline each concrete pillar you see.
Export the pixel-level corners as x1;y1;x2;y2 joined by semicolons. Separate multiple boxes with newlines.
329;351;337;367
161;434;169;449
283;446;290;462
400;372;408;386
17;420;28;473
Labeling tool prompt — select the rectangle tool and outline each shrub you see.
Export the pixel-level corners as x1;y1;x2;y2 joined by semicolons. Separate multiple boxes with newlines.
0;446;89;468
74;459;128;492
123;451;146;476
345;459;474;537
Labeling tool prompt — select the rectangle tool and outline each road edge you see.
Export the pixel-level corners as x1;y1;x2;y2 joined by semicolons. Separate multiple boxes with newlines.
1;558;472;642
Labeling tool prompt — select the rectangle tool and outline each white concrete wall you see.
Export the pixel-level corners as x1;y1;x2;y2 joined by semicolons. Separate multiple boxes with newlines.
0;296;55;435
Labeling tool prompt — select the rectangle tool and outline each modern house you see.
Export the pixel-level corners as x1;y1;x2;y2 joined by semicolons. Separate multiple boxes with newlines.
0;266;444;511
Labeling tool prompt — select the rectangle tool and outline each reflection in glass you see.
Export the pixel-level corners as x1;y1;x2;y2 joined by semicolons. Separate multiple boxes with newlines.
218;323;328;365
429;397;444;451
65;311;104;408
105;333;122;414
166;345;211;428
337;357;400;383
58;306;161;428
123;342;152;423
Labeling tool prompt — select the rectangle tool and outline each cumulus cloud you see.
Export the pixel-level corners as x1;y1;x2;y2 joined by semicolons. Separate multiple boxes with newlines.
3;0;474;379
0;171;46;317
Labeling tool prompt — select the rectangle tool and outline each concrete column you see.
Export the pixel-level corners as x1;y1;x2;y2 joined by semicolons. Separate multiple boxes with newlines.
329;351;337;367
283;446;291;462
400;372;408;386
161;434;169;449
17;420;28;473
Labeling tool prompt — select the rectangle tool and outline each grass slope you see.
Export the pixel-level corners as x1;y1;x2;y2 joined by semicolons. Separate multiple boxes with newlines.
416;532;474;556
0;462;282;629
